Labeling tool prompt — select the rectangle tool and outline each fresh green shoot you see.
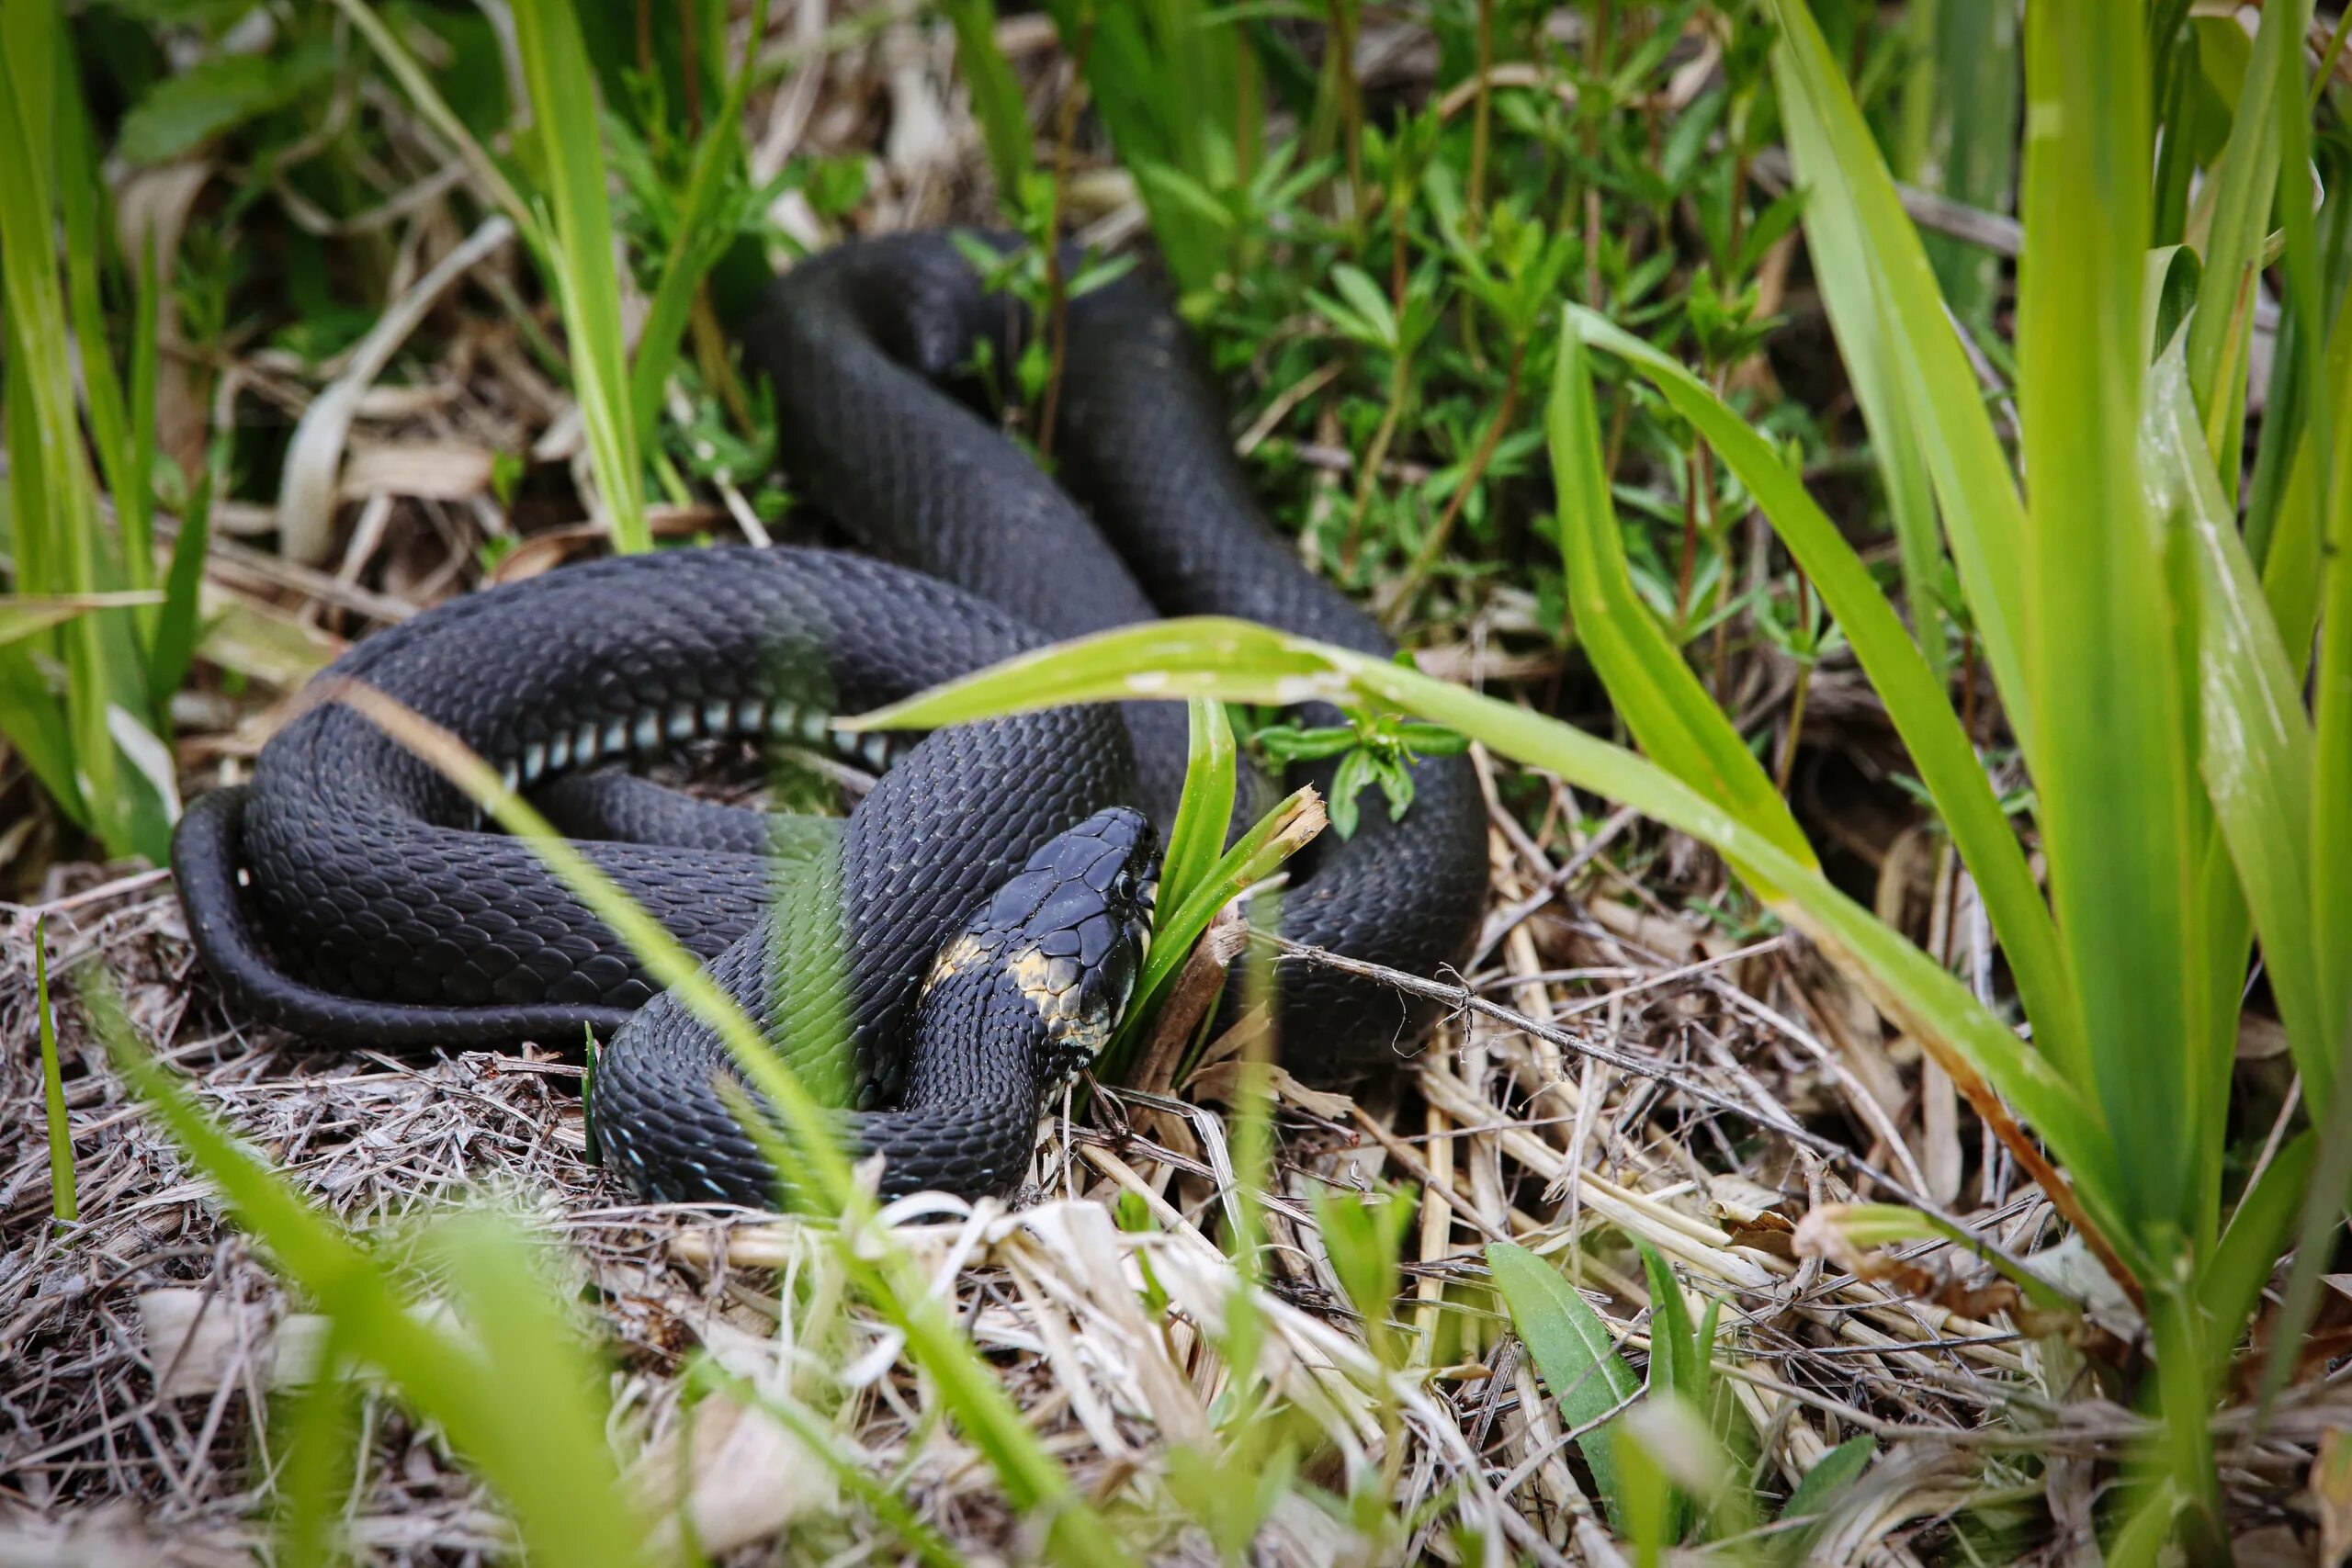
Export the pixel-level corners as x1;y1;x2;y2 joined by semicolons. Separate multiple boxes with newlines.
35;916;77;1224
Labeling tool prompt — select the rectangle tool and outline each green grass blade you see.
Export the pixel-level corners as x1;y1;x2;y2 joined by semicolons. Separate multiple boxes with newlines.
1767;0;2036;767
35;916;76;1224
1159;696;1240;919
0;0;165;860
849;618;2132;1269
1633;1242;1697;1540
2146;342;2327;1103
942;0;1035;201
148;457;216;705
2260;1066;2352;1414
1570;306;2082;1082
1105;784;1323;1076
2257;296;2352;681
326;0;532;228
1549;314;1817;878
626;0;771;446
420;1212;647;1546
1487;1242;1636;1530
1779;55;1946;674
2183;0;2312;494
2016;0;2201;1244
336;682;858;1205
510;0;650;553
277;1323;359;1568
0;592;163;649
57;54;148;598
1051;0;1246;295
1922;0;2018;327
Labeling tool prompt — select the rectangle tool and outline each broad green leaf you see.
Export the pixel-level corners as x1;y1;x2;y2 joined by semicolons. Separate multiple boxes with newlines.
2017;0;2201;1244
1548;314;1816;879
851;618;2129;1263
1570;307;2082;1083
1767;0;2037;771
1487;1243;1637;1529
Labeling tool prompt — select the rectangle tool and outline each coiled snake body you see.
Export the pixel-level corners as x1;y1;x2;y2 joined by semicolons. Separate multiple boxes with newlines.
171;233;1488;1204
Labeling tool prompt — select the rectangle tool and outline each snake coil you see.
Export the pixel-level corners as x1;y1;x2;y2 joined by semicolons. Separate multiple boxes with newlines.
171;232;1489;1204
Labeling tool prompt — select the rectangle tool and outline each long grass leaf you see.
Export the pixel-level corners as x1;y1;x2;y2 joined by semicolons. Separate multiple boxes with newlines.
1159;696;1240;919
2183;0;2312;492
510;0;649;553
626;0;772;446
2017;0;2201;1244
35;917;75;1223
1549;314;1816;878
1570;307;2082;1081
2146;343;2326;1107
334;684;1136;1565
942;0;1035;200
1767;0;2036;767
849;618;2135;1280
0;0;158;859
326;0;531;227
1779;59;1945;673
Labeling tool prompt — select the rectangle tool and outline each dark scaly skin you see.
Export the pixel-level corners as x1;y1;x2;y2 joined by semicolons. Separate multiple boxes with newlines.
741;233;1489;1079
171;232;1489;1204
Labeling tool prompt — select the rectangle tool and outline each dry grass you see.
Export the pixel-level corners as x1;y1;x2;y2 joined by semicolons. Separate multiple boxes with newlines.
4;5;2347;1564
10;831;2334;1563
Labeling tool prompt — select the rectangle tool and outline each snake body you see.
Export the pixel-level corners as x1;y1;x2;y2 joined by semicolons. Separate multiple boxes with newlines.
171;233;1488;1204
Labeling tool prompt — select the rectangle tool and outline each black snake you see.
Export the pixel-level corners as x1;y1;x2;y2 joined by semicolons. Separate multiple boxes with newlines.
170;232;1489;1204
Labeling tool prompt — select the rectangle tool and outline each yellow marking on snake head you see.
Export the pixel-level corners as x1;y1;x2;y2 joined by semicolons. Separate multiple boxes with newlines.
919;933;991;998
1008;944;1110;1057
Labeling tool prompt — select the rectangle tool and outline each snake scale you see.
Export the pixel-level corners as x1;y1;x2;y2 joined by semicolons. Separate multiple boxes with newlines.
170;232;1489;1204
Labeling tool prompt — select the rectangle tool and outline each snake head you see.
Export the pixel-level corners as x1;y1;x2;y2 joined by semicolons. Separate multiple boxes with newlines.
961;806;1161;1071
